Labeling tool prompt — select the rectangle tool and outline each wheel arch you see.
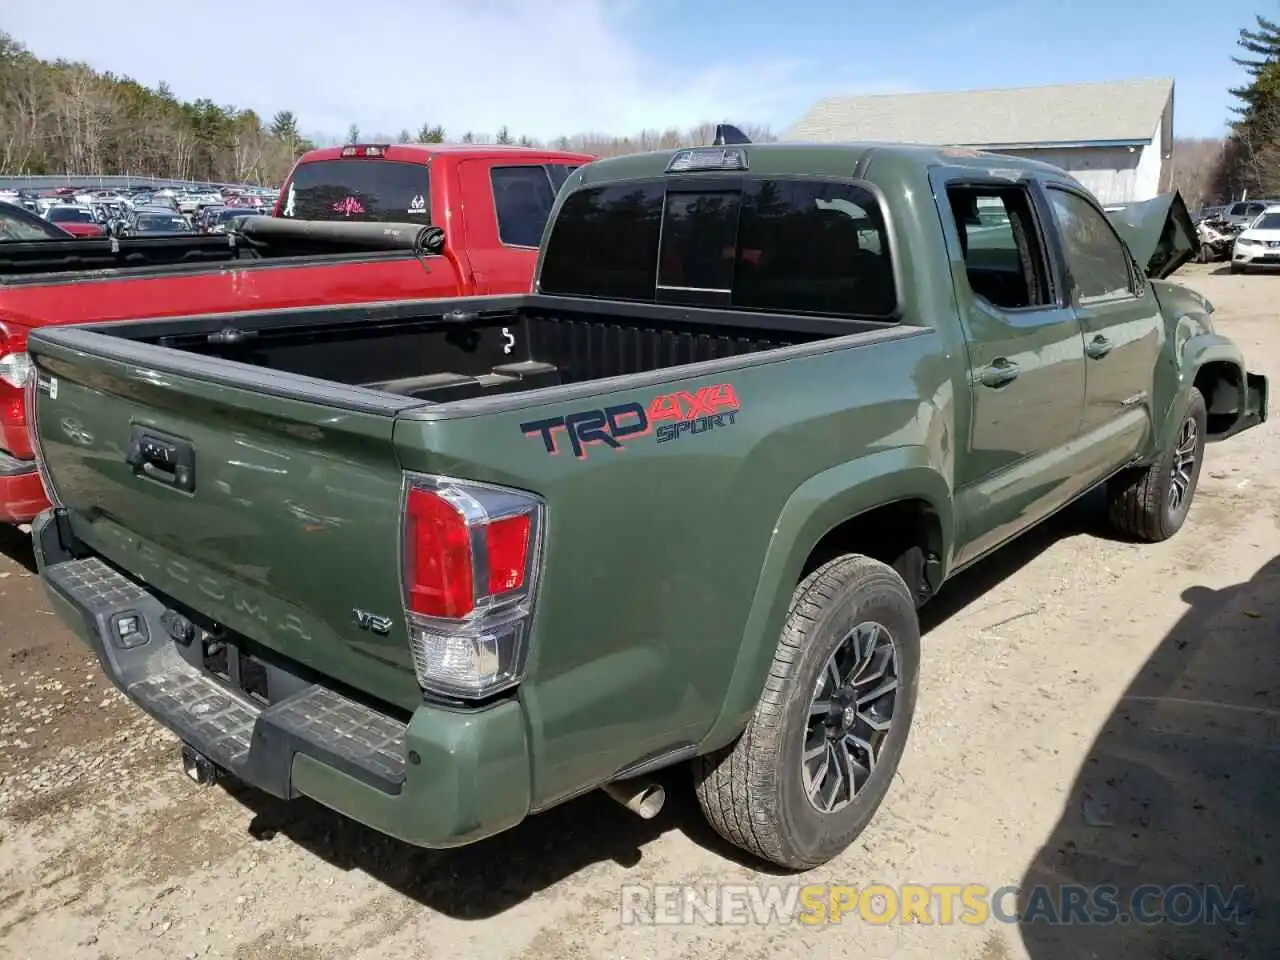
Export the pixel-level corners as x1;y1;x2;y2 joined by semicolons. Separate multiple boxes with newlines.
1153;332;1248;455
696;450;953;753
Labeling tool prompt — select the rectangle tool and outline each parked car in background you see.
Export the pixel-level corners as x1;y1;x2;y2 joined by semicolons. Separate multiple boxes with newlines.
1222;199;1278;229
195;205;225;232
119;207;196;237
42;204;106;237
206;207;266;233
1230;204;1280;273
0;201;74;241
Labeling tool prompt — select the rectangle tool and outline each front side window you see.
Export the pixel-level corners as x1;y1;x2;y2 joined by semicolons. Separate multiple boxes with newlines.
539;177;896;318
1047;188;1134;300
491;165;558;247
281;158;430;223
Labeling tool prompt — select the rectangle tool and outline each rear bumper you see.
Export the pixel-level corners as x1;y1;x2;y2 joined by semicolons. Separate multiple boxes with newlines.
32;510;532;849
0;453;48;524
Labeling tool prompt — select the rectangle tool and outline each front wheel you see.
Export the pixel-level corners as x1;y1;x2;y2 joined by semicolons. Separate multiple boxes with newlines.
1106;387;1207;542
693;554;920;870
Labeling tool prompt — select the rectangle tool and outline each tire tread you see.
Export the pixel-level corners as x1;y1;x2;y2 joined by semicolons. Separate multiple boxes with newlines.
694;554;912;869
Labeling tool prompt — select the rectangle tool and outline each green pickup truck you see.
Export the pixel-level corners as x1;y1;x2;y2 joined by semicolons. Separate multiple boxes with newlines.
26;142;1267;871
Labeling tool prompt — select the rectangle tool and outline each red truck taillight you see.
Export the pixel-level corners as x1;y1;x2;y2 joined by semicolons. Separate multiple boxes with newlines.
0;329;33;458
401;474;545;699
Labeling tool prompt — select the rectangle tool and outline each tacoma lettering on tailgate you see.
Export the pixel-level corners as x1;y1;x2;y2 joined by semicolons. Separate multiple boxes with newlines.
520;383;740;460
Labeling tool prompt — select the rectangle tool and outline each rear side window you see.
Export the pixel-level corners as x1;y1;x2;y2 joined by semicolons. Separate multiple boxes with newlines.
539;183;665;300
281;159;430;222
539;178;896;318
491;166;558;247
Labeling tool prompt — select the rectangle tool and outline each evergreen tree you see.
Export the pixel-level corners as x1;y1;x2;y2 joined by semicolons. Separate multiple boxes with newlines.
417;123;445;143
1224;14;1280;195
495;125;513;145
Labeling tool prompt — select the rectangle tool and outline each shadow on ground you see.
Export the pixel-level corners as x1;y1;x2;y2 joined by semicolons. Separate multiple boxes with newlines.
1019;554;1280;959
0;523;36;573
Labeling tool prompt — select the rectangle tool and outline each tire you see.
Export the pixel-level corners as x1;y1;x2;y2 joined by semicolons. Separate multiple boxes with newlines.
1107;387;1207;542
693;554;920;870
1197;243;1213;264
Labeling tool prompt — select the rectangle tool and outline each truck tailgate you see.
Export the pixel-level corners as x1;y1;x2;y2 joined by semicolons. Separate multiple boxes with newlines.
27;332;424;712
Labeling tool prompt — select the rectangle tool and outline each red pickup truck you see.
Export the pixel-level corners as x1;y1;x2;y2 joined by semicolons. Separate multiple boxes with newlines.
0;143;594;524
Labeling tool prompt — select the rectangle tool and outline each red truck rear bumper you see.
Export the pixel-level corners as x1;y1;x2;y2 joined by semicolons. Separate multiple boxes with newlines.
0;453;48;524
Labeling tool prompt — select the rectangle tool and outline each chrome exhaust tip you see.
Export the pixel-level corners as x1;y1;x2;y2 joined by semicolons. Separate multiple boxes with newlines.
602;779;666;819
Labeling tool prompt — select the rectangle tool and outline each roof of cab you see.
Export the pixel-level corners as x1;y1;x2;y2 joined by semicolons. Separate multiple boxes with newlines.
295;143;597;165
573;140;1080;185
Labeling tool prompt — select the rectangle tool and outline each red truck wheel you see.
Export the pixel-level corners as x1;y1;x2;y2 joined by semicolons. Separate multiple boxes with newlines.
692;553;920;870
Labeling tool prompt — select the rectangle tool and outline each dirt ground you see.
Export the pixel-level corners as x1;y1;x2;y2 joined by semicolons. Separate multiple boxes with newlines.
2;263;1279;960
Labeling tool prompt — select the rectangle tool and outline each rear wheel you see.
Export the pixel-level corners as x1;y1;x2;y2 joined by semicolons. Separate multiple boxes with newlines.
1107;387;1206;542
693;554;920;870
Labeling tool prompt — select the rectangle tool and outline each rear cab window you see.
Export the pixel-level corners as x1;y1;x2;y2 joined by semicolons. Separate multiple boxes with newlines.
538;177;897;318
280;157;431;222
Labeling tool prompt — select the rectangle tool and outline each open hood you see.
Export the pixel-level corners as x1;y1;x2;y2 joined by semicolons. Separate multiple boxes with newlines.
1104;190;1197;280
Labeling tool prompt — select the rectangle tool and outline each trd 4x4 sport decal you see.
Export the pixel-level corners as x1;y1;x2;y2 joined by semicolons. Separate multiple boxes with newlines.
520;383;740;460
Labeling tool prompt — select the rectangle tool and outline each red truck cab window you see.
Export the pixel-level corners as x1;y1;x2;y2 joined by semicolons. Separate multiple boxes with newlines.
279;158;431;223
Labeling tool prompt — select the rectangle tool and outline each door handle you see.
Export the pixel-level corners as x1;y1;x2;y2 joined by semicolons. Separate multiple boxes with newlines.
979;358;1020;388
1086;335;1113;359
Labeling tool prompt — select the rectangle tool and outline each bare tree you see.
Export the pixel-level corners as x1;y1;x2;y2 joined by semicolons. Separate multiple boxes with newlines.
1166;138;1228;210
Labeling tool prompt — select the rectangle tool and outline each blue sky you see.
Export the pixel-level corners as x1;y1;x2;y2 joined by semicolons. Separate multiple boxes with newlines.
5;0;1257;141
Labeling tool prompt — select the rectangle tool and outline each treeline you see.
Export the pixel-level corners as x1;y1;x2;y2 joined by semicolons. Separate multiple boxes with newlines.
0;30;774;185
0;31;310;184
354;122;778;158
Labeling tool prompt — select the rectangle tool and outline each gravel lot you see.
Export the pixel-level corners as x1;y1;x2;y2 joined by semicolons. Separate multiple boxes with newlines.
2;263;1278;960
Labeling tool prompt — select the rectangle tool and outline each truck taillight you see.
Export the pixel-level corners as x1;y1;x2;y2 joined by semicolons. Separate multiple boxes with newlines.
0;329;33;456
401;474;544;699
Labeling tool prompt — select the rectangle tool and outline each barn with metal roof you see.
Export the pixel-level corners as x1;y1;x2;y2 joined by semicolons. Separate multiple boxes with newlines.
783;77;1175;204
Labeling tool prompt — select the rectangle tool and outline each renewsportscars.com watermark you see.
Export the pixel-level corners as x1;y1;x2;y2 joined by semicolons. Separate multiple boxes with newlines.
619;883;1251;926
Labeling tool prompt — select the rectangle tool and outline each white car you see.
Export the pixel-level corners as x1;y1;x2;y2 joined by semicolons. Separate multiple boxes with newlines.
1230;205;1280;273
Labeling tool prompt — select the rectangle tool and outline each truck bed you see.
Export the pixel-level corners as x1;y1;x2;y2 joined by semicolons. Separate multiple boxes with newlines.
52;295;894;407
28;294;921;717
